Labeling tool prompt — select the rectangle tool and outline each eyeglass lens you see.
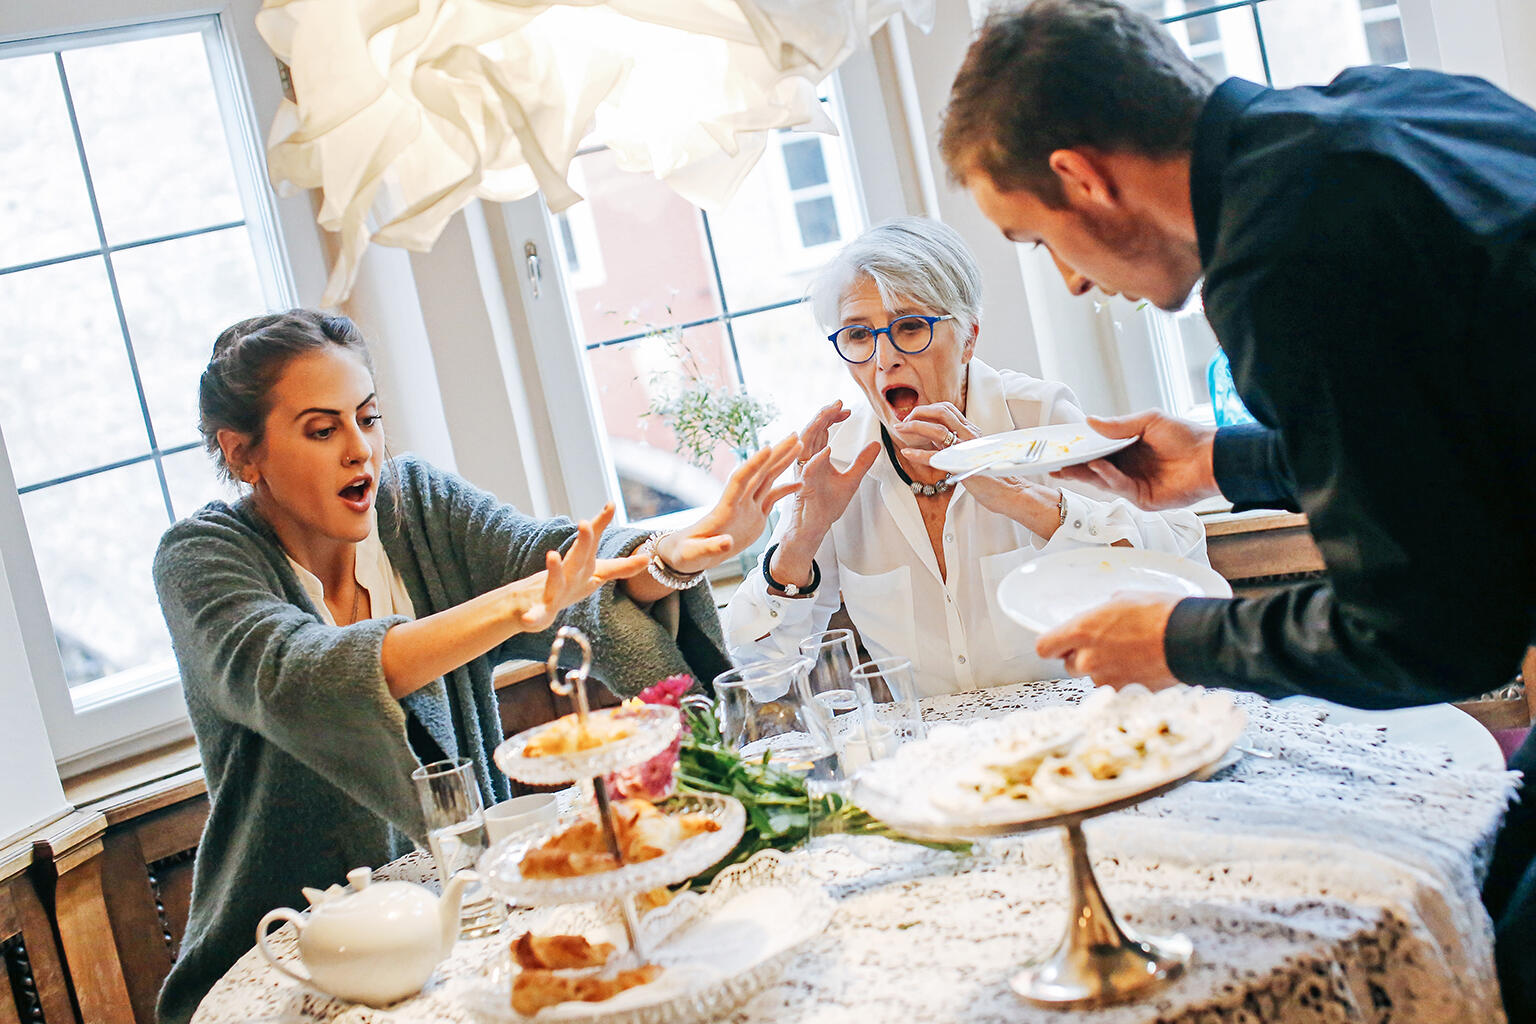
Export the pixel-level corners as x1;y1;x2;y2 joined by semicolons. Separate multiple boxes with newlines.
832;315;937;363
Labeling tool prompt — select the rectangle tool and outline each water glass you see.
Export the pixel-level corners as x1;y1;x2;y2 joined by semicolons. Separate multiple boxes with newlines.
410;757;506;938
797;629;862;716
851;657;927;745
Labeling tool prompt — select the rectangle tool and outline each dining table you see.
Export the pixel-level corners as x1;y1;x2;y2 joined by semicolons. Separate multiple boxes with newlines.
192;679;1518;1024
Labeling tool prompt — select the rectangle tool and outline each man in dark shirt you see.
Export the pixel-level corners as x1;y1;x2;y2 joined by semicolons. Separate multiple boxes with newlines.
937;0;1535;1016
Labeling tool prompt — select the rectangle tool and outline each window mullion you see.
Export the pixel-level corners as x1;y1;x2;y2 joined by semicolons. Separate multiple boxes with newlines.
698;211;754;407
1248;1;1275;86
54;51;176;524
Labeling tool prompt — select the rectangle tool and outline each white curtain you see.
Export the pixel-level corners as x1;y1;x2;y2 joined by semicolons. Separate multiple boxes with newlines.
256;0;934;304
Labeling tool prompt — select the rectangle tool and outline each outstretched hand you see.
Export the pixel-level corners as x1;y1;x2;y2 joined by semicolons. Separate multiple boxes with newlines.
1051;410;1220;511
511;504;649;630
1034;592;1182;688
655;435;804;574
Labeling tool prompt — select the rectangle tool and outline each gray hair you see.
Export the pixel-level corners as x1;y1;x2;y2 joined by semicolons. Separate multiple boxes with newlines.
808;217;983;338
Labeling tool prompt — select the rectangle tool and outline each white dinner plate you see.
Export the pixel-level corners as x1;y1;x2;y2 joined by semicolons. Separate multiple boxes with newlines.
996;548;1232;633
929;423;1137;477
1277;696;1505;773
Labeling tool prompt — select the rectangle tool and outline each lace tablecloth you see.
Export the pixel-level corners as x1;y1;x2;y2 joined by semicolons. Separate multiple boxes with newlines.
193;682;1518;1024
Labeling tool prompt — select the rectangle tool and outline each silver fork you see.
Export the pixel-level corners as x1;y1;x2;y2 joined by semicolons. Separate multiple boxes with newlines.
948;437;1045;486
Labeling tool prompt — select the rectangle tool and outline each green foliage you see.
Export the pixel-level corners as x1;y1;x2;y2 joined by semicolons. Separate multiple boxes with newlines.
669;699;969;889
638;323;775;471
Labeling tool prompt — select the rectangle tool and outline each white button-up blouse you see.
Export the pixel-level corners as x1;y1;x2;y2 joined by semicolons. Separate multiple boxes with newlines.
722;359;1208;697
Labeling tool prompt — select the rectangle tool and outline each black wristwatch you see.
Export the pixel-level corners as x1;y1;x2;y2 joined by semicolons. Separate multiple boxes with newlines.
762;543;820;598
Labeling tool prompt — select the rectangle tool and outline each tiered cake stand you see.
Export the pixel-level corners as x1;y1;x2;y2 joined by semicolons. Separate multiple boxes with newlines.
481;627;745;958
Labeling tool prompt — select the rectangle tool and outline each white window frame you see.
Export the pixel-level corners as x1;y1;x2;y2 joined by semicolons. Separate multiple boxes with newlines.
0;0;318;774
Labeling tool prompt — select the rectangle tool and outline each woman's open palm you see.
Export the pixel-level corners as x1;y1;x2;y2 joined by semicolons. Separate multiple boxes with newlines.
511;504;648;630
657;435;803;574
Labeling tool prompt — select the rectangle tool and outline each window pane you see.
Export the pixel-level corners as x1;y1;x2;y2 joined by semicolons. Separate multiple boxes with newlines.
1164;10;1266;85
63;31;244;246
583;323;742;522
1259;0;1377;88
162;444;238;521
0;54;98;268
1364;15;1408;65
1176;311;1220;407
794;196;840;248
781;137;830;191
733;301;862;443
0;257;152;488
114;227;266;451
709;107;864;310
559;148;718;347
21;461;173;687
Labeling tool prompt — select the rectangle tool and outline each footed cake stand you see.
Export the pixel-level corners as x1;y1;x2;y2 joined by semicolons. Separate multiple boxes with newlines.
483;626;745;957
859;750;1236;1008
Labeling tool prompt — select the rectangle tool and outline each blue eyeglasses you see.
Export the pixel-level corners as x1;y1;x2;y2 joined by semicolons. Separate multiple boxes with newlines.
828;314;954;364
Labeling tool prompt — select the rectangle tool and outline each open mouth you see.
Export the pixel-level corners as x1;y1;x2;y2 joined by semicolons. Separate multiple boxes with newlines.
882;385;920;420
339;476;373;507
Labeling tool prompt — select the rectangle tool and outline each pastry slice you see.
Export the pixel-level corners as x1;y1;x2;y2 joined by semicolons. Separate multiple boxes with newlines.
511;932;615;970
511;965;663;1015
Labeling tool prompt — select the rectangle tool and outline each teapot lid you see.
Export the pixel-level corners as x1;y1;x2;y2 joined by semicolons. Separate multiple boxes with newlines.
306;866;437;918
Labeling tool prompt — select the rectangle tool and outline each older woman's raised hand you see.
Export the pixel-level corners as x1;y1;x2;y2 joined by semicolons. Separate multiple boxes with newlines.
786;401;881;538
652;435;804;575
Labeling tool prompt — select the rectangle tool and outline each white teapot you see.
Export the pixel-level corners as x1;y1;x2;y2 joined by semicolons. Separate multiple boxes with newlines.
256;865;476;1006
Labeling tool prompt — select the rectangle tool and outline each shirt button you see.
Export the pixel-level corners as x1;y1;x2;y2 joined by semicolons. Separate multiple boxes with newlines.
1073;519;1083;529
770;609;778;618
956;654;967;665
1089;526;1098;536
944;533;955;543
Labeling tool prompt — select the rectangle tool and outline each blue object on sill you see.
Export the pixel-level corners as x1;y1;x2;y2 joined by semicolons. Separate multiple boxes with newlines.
1207;350;1256;427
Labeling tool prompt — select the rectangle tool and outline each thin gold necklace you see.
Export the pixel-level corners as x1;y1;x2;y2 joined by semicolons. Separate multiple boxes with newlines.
345;583;362;626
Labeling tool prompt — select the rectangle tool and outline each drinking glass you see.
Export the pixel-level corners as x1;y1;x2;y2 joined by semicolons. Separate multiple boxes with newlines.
851;657;928;745
797;629;897;776
410;757;506;938
714;658;846;844
797;629;862;716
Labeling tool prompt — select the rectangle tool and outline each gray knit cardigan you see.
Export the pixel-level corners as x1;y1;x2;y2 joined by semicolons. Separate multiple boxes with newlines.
152;455;729;1024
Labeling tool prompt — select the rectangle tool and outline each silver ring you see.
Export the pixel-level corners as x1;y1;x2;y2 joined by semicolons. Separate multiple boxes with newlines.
943;430;960;448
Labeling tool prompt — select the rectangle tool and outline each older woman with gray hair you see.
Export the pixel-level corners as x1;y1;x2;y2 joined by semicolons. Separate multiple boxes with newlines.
724;217;1206;696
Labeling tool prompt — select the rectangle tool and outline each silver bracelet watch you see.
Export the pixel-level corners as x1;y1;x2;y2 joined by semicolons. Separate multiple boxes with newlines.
640;532;707;590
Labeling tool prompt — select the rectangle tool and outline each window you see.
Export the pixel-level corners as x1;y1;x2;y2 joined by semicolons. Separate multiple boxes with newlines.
543;85;869;529
1127;0;1411;420
0;14;293;765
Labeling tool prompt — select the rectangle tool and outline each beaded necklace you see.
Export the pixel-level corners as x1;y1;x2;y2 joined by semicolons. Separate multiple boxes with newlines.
880;427;953;497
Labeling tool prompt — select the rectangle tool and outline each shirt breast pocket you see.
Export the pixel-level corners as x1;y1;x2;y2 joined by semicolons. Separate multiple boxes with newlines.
838;565;917;664
980;548;1038;655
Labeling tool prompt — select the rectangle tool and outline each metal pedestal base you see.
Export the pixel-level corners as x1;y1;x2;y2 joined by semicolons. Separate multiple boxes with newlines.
1012;821;1191;1008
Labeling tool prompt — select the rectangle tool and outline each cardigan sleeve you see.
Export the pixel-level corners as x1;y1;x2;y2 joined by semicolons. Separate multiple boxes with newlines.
393;457;731;696
153;516;428;839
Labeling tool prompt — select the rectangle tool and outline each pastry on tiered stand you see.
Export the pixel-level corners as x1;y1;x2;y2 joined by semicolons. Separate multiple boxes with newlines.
476;627;773;1021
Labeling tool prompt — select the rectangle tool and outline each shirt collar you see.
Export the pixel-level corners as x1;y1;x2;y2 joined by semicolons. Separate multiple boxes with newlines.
1191;77;1268;267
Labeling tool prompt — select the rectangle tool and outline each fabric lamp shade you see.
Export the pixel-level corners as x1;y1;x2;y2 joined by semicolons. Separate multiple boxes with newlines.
255;0;935;304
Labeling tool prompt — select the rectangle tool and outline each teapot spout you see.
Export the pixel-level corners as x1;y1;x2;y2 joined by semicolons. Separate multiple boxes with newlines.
439;870;479;952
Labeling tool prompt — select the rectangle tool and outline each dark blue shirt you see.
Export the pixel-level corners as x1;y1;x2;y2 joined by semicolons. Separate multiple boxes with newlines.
1164;68;1536;707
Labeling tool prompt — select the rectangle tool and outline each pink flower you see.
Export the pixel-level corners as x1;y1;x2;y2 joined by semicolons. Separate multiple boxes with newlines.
606;675;696;800
635;674;695;708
